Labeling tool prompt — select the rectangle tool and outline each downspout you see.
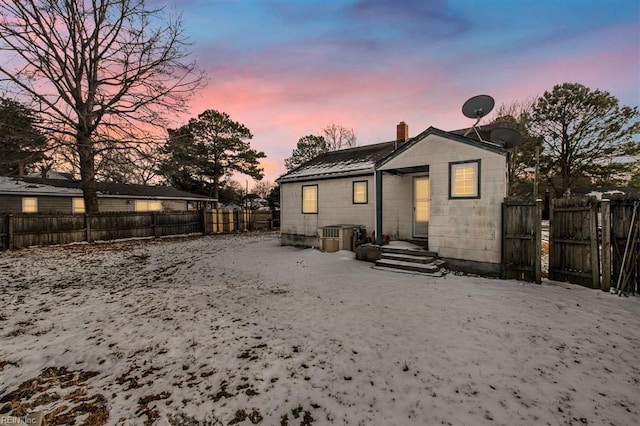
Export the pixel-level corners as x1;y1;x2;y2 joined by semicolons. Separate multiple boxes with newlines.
375;170;383;245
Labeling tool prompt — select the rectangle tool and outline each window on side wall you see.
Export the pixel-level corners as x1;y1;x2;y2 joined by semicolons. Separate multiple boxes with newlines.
302;185;318;214
72;198;85;214
22;197;38;213
353;181;368;204
135;200;162;212
450;160;480;199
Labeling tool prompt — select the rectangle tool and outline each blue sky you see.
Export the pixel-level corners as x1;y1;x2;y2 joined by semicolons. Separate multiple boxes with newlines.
155;0;640;183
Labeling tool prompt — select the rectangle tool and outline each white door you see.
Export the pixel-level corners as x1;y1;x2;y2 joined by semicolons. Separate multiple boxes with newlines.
413;176;430;238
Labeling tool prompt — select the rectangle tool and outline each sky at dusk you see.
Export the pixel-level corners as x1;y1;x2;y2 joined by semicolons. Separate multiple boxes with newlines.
155;0;640;185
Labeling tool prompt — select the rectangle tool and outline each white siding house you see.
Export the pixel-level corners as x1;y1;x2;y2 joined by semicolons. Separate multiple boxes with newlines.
277;123;509;275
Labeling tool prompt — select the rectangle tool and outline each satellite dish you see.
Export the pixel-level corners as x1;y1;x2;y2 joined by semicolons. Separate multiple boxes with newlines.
490;127;522;148
462;95;495;119
461;95;495;139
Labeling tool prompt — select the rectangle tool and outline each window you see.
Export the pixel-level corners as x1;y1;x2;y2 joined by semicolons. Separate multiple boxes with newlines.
302;185;317;214
135;200;162;212
72;198;85;214
22;197;38;213
353;181;368;204
450;160;480;198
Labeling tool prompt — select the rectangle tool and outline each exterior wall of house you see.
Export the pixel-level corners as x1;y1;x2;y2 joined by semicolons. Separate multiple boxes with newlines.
98;198;133;212
0;195;25;213
162;200;189;211
378;134;507;267
99;198;188;212
280;175;375;247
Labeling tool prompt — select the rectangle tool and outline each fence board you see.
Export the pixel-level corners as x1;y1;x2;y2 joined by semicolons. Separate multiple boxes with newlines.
549;197;600;288
608;195;640;293
502;197;542;283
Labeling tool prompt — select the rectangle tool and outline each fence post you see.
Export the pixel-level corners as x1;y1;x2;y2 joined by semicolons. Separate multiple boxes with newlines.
202;209;209;234
590;200;600;289
85;214;92;243
153;212;160;238
601;199;611;292
535;198;542;284
7;214;13;250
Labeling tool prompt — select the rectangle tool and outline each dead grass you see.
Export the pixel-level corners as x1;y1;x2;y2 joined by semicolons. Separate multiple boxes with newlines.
0;367;108;425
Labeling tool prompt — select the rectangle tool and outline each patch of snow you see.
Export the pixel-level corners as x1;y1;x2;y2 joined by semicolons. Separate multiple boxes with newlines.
0;233;638;425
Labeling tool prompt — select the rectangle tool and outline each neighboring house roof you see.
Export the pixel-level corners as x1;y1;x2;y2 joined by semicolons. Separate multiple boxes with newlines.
0;176;216;201
278;126;505;183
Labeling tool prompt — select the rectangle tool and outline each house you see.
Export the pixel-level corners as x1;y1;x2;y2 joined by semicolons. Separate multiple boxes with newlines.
277;122;508;275
0;176;216;213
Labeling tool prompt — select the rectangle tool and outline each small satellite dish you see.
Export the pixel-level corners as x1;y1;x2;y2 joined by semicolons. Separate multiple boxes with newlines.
462;95;495;119
461;95;495;139
490;127;522;149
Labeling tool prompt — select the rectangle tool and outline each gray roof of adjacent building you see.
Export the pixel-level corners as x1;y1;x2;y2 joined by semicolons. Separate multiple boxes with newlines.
0;176;216;201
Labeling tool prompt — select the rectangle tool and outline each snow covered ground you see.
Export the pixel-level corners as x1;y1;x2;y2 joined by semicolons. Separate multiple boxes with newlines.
0;232;638;425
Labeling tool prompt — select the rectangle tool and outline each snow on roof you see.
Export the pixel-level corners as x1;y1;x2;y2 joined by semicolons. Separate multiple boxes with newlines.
278;141;396;182
0;176;83;196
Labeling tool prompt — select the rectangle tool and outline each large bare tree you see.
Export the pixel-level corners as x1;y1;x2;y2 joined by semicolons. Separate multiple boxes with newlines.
0;0;205;212
322;124;357;151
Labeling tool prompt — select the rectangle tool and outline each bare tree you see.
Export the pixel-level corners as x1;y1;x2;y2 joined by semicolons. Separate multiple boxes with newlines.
252;180;274;199
322;124;357;151
0;0;206;212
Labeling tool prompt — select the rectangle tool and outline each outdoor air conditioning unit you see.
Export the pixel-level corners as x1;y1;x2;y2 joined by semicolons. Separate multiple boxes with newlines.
319;225;364;253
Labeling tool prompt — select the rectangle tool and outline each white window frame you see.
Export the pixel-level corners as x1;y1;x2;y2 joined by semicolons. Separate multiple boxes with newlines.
450;160;480;199
302;185;318;214
72;198;85;214
22;197;38;213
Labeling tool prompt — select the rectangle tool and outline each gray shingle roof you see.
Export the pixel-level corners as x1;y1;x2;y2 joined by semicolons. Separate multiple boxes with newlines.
277;140;399;182
2;177;215;200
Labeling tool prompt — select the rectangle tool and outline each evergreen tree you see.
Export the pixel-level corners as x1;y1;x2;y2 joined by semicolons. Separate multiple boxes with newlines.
284;135;327;172
528;83;639;195
0;97;47;176
159;110;266;200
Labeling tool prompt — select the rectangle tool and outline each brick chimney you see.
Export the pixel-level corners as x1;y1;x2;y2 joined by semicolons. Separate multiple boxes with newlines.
396;121;408;142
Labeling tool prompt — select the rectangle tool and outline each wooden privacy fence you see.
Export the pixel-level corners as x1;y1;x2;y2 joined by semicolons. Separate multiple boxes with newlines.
0;209;276;250
603;195;640;294
204;210;274;233
549;197;600;288
501;197;542;283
